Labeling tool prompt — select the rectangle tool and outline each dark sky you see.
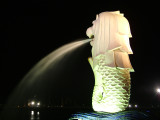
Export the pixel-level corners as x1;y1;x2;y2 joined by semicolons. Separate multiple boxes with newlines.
1;0;160;106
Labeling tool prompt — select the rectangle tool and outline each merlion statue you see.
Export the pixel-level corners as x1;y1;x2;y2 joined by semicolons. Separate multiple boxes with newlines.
86;11;134;113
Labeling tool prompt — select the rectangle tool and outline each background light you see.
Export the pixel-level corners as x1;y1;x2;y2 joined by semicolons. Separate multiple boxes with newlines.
31;101;35;105
135;104;138;108
157;88;160;93
31;111;34;115
37;102;40;106
37;111;40;115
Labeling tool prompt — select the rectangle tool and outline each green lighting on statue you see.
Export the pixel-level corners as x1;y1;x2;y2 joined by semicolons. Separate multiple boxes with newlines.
89;55;130;113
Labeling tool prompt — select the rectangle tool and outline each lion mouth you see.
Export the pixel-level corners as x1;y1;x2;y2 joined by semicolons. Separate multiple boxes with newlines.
90;35;94;39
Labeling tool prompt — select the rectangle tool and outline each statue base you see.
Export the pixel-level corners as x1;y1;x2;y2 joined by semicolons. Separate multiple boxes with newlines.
69;111;149;120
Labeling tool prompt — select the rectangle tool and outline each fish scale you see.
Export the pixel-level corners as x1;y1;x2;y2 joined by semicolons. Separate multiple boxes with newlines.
91;54;131;113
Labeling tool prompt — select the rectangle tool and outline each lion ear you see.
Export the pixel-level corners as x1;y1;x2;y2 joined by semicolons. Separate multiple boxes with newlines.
96;14;98;20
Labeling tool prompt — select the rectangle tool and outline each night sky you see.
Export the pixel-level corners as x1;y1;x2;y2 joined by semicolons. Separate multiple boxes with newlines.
1;0;160;106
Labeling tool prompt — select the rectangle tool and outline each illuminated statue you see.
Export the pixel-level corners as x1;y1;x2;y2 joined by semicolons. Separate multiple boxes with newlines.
86;11;134;113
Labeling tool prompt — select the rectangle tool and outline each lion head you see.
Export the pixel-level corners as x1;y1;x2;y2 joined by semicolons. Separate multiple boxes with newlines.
86;11;133;58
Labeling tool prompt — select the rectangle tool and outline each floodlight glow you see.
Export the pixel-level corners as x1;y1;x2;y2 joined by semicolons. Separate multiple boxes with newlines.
31;101;35;105
31;111;34;115
37;102;40;106
135;104;138;108
37;111;40;115
157;88;160;93
129;104;132;108
87;11;134;113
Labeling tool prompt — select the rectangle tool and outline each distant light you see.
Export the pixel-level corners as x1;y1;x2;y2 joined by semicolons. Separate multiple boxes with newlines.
129;104;132;108
31;101;35;105
135;104;138;108
157;88;160;93
37;102;40;106
31;111;34;115
37;111;40;115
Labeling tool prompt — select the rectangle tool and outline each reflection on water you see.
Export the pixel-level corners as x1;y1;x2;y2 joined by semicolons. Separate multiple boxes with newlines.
1;108;159;120
70;111;149;120
0;108;73;120
30;110;40;120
